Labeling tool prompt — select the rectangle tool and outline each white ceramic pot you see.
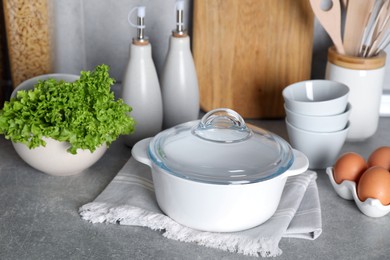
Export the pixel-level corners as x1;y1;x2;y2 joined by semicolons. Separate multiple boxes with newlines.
325;46;387;141
132;108;309;232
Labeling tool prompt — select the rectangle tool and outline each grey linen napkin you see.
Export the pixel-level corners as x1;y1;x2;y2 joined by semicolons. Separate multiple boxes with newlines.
79;157;322;257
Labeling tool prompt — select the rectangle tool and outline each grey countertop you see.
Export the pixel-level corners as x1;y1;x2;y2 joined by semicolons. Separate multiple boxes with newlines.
1;117;390;260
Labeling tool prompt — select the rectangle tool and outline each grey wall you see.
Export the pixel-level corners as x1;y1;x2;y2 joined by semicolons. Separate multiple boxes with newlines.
52;0;390;90
52;0;191;82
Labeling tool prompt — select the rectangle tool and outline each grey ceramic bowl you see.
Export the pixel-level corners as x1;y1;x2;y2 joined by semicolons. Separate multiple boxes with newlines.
282;80;349;116
284;103;351;133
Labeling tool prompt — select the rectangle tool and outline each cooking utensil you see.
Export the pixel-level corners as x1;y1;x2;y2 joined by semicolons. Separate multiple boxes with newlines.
370;0;390;39
378;2;390;52
358;1;377;56
359;0;390;57
309;0;345;54
132;108;309;232
366;0;390;57
343;0;375;56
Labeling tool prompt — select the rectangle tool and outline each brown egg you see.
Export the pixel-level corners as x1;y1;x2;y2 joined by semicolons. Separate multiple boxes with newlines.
333;152;367;184
368;146;390;170
357;166;390;205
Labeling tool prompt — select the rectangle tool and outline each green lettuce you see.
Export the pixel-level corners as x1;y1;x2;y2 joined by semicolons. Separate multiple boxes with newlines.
0;64;135;154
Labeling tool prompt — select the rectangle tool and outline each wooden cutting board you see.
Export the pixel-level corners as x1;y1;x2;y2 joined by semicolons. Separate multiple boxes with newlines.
192;0;314;118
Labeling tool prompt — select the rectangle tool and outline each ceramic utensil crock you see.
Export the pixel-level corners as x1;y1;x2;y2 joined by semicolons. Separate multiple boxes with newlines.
132;108;309;232
325;46;387;141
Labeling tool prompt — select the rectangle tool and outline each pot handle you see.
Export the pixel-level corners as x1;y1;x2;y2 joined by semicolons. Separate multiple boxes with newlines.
284;149;309;178
131;138;153;168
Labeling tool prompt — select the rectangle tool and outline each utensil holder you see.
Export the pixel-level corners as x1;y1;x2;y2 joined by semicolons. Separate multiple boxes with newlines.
325;46;387;141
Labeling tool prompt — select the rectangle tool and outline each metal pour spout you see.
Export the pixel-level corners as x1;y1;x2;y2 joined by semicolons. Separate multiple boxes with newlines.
137;16;145;41
173;0;187;37
131;6;149;45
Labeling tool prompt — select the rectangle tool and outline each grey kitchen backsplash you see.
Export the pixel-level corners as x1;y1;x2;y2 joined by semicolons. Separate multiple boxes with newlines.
52;0;190;81
52;0;390;90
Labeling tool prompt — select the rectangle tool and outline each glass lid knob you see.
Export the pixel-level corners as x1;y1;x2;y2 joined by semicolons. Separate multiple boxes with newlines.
191;108;252;143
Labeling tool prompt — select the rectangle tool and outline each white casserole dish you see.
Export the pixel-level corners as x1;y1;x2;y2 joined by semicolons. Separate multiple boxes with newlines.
132;108;309;232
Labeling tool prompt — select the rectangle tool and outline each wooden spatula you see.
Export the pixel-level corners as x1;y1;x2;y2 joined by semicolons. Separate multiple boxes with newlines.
344;0;375;56
309;0;345;54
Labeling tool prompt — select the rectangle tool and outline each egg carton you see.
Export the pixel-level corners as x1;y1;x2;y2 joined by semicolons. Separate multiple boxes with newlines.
326;167;390;218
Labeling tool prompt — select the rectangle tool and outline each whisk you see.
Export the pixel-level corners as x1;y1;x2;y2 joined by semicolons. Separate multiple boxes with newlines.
358;0;390;57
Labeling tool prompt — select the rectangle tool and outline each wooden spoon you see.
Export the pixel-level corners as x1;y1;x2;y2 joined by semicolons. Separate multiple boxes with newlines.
343;0;375;56
309;0;345;54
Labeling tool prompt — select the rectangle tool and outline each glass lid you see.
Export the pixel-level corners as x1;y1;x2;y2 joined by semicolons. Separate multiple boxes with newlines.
148;108;294;185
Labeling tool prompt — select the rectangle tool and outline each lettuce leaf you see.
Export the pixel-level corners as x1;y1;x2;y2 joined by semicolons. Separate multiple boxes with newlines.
0;64;135;154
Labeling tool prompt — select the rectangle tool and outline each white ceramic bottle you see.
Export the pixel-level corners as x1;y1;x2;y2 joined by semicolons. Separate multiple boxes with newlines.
121;6;163;146
160;0;200;129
